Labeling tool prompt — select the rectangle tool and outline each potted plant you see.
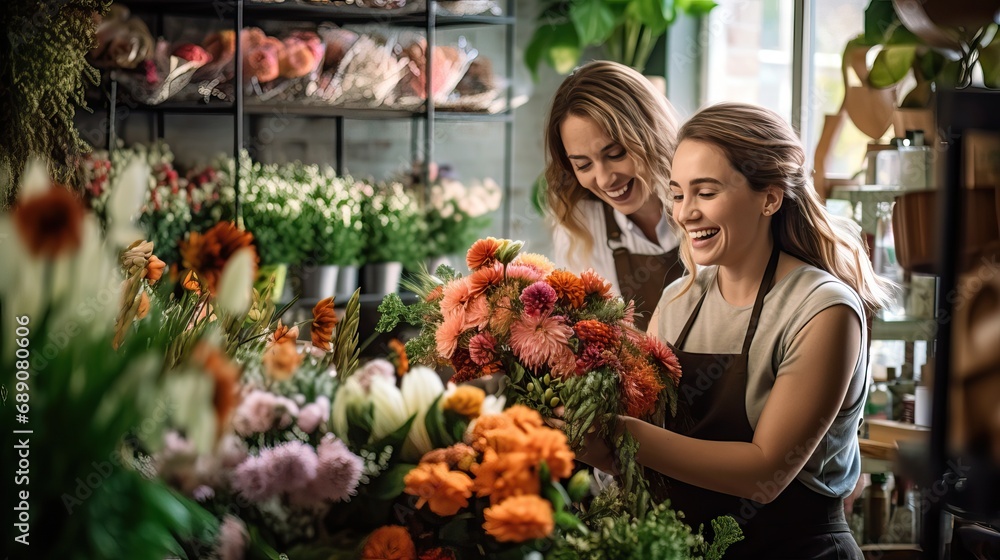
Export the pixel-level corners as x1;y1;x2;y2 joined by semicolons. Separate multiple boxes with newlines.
299;166;366;299
422;174;502;271
524;0;717;77
360;180;427;295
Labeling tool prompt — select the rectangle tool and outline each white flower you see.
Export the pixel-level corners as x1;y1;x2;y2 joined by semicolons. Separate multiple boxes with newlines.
368;375;410;441
400;366;445;461
331;376;366;441
215;247;255;317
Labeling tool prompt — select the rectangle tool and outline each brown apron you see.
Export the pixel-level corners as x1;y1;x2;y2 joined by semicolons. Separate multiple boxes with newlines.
602;204;684;331
665;245;861;559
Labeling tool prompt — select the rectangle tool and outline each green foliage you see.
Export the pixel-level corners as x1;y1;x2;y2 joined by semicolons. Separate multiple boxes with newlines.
289;165;365;266
0;0;110;208
525;0;717;77
239;157;311;267
361;181;428;269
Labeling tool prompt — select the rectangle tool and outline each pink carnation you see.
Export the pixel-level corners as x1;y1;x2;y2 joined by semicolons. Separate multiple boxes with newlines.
232;390;278;436
468;332;498;366
508;314;573;372
520;281;557;318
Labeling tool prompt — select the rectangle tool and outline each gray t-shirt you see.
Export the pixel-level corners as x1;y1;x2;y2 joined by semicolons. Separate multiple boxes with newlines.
651;264;868;498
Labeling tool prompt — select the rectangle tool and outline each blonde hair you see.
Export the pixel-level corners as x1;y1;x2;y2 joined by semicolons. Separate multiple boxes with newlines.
544;61;680;260
670;103;895;313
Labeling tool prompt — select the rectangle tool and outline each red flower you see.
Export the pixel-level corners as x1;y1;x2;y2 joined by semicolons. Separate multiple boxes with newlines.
13;186;85;259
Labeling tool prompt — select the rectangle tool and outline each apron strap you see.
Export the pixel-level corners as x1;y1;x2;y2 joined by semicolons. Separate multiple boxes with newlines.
603;203;633;283
602;202;624;243
741;243;782;356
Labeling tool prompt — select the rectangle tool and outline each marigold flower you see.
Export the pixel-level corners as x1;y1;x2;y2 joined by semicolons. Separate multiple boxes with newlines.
146;254;166;284
262;339;302;381
179;221;257;294
443;386;486;419
467;413;512;452
136;292;150;320
13;185;84;259
482;495;554;543
403;462;474;516
472;448;539;504
389;338;409;375
619;352;665;418
511;252;555;275
466;237;502;270
503;405;545;432
311;297;337;351
579;268;612;299
361;526;416;560
524;427;575;479
544;270;586;308
269;320;299;347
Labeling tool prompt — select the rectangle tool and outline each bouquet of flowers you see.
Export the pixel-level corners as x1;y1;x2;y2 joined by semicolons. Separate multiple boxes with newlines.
376;238;682;518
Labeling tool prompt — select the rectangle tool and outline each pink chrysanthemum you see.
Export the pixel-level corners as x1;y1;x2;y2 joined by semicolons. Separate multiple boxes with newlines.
512;252;555;275
231;455;270;502
436;312;466;359
464;295;490;330
504;264;544;284
297;402;326;433
519;281;557;318
508;314;573;371
290;435;363;507
468;332;498;365
232;390;278;436
548;345;578;379
575;344;620;375
642;335;682;385
469;262;505;296
580;268;613;299
259;441;318;495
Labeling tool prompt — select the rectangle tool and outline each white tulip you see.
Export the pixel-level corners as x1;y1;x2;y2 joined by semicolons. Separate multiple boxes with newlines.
331;376;366;441
400;366;445;461
368;376;410;441
216;248;255;317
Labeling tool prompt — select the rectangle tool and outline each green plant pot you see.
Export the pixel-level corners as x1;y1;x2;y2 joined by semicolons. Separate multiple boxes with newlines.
256;263;289;303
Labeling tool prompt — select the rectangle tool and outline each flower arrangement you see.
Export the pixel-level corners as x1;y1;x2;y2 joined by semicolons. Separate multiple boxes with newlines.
296;164;366;267
362;405;590;559
376;237;682;518
361;180;428;269
423;175;502;259
240;157;311;267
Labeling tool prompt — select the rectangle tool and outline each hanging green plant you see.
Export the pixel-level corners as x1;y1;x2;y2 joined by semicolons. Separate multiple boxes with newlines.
0;0;110;209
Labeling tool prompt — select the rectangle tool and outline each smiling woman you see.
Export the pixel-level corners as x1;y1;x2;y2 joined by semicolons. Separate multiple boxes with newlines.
544;61;685;330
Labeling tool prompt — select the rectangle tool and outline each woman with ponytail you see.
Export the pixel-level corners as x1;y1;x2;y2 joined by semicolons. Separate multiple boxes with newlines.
575;103;895;559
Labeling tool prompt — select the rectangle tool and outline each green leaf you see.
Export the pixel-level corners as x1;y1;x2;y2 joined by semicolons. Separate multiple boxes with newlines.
424;393;455;448
370;414;417;460
570;0;617;46
546;22;583;75
347;401;375;447
868;46;916;88
917;50;947;81
625;0;671;34
554;510;588;533
524;26;553;80
864;0;899;45
368;463;417;500
680;0;717;15
978;27;1000;88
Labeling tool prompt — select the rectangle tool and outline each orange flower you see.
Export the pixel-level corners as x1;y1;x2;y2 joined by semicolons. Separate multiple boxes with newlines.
524;427;575;479
418;548;456;560
503;405;545;432
136;292;151;320
482;495;555;543
403;462;474;516
544;270;585;308
389;338;409;375
425;284;445;303
472;448;539;504
192;343;242;440
467;413;512;452
269;319;299;347
146;254;166;284
420;443;477;472
468;262;504;297
178;221;257;294
13;186;85;259
262;339;302;381
573;320;619;348
641;335;682;385
466;237;502;271
443;386;485;419
182;270;202;293
449;347;490;385
619;352;665;418
311;297;337;351
361;526;416;560
511;252;555;275
579;269;612;299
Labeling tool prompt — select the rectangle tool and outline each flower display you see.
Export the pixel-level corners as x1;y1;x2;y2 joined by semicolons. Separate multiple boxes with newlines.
361;180;427;269
377;237;683;518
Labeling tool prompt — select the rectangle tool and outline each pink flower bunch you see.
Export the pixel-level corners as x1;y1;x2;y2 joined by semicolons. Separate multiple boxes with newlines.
232;390;299;436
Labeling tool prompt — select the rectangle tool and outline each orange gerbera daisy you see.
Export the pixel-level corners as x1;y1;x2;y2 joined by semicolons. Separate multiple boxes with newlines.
482;495;555;543
544;270;585;308
311;297;337;351
179;221;257;294
443;386;486;419
13;185;85;259
146;254;166;284
361;526;416;560
619;352;665;418
579;268;612;299
403;462;474;516
472;448;539;504
466;237;502;271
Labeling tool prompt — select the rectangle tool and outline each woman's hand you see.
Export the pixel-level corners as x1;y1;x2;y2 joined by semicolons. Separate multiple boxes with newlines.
545;406;622;475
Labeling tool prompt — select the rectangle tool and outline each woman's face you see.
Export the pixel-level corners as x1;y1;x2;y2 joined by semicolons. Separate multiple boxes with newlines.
560;115;648;216
668;139;771;268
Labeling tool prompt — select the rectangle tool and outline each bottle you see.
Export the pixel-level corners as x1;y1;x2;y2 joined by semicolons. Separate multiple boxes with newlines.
898;130;932;191
875;138;903;186
864;472;892;544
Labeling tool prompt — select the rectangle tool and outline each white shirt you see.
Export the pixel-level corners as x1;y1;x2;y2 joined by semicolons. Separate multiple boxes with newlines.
551;199;679;297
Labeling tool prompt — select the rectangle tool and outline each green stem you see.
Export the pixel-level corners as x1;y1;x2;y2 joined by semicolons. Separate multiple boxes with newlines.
608;25;624;63
634;26;658;75
624;21;642;70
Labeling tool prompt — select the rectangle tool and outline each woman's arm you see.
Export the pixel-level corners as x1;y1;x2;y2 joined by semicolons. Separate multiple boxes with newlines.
625;304;862;503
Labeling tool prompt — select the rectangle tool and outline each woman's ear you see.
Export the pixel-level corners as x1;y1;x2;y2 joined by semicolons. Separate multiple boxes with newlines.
763;186;784;216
